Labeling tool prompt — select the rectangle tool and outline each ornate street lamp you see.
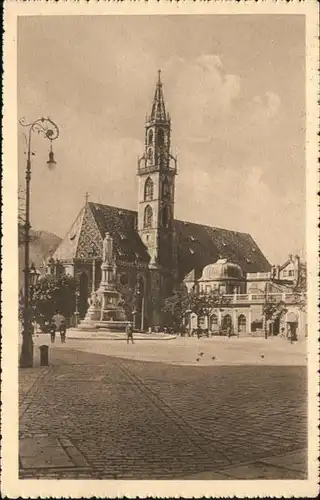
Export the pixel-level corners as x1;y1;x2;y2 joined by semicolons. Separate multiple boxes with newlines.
19;117;59;368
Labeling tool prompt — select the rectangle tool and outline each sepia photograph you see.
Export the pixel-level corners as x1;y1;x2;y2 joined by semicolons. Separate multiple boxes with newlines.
1;3;319;498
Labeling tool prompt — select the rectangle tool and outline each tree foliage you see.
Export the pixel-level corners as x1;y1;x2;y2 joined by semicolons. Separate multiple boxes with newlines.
28;274;77;328
163;287;231;330
263;261;307;325
292;261;307;311
263;299;287;322
163;288;190;330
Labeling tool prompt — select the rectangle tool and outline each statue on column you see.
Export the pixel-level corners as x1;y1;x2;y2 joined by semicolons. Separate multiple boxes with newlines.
103;232;113;264
76;230;129;331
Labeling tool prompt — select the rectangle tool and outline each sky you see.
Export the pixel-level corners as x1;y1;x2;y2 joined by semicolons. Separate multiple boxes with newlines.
18;15;306;265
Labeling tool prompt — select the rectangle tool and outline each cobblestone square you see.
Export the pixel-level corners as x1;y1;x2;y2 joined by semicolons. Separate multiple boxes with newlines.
19;339;307;480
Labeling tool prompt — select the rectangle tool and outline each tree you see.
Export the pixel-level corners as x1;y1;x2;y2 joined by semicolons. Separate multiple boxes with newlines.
188;289;231;330
292;261;307;311
263;299;288;324
263;260;307;336
28;274;77;329
163;287;231;332
163;287;190;331
118;287;135;321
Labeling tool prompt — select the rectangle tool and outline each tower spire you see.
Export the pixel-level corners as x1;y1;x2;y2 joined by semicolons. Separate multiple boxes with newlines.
150;69;166;122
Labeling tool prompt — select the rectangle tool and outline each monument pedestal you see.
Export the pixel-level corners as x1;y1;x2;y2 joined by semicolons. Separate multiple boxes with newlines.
77;234;130;333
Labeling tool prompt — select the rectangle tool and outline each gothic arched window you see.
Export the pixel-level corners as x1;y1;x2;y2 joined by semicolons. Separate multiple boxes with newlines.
144;205;153;229
147;148;153;162
158;128;164;146
144;177;154;201
162;177;170;199
148;129;153;145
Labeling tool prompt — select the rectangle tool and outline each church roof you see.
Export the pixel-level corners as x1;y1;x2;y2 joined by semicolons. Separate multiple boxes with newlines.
89;203;150;263
53;202;271;278
175;219;271;281
53;202;150;263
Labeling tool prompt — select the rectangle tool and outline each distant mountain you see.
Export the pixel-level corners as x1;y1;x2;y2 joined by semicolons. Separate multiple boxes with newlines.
18;226;62;290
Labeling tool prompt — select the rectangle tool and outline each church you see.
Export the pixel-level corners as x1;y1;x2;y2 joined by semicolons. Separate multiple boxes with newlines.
52;71;273;330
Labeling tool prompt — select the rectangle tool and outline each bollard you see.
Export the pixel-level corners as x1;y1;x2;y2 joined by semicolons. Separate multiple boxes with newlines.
39;345;49;366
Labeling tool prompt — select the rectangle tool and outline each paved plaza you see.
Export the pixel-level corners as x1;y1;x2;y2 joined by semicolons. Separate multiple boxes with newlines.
19;336;308;479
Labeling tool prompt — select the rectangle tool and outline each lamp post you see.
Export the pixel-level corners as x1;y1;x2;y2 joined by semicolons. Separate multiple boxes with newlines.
19;117;59;368
75;284;80;327
29;262;40;336
133;278;145;331
89;245;97;295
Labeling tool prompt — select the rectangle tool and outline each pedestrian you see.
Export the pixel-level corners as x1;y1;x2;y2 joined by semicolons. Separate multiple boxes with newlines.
60;319;67;344
126;322;134;344
51;310;66;344
289;326;296;344
50;322;56;343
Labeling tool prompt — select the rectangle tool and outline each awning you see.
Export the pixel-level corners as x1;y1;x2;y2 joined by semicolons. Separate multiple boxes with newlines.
287;312;298;323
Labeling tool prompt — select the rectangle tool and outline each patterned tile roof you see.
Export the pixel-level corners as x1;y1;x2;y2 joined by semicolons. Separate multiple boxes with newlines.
88;203;150;263
53;207;85;262
174;219;271;281
54;202;271;277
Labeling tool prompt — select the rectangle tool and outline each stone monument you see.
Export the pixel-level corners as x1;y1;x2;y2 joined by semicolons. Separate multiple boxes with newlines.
77;232;129;332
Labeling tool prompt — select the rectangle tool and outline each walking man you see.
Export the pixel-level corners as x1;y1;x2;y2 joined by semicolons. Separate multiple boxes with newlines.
126;322;134;344
51;310;67;344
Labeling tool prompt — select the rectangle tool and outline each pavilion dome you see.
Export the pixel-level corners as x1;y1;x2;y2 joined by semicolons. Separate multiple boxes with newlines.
200;259;244;281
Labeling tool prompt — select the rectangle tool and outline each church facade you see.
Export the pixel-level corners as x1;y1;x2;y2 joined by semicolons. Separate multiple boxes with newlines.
52;71;280;331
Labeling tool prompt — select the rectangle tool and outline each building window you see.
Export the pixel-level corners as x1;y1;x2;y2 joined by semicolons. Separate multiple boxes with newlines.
147;148;153;161
199;316;206;328
238;314;246;333
144;177;154;201
148;129;153;145
158;128;164;146
210;314;218;331
288;270;294;277
205;285;211;294
162;205;169;228
144;205;153;229
222;314;232;330
162;177;170;199
119;273;128;286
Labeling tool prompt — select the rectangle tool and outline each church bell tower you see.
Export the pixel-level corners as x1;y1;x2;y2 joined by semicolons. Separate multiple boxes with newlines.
137;70;177;270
